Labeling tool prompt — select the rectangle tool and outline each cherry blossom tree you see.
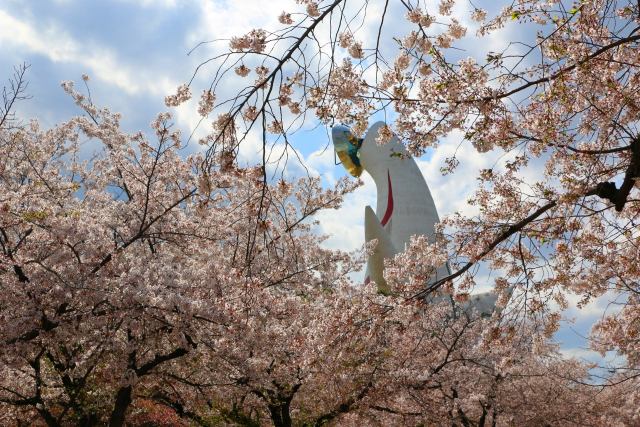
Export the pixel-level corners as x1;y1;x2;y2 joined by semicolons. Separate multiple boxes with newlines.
3;0;640;423
124;256;634;427
182;0;640;387
0;70;359;425
0;67;630;427
0;74;205;425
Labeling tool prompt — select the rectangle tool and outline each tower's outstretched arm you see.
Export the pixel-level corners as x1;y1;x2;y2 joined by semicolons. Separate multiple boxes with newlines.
364;206;395;294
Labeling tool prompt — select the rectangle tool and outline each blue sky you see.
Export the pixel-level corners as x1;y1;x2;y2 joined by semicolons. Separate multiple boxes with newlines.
0;0;619;369
0;1;198;128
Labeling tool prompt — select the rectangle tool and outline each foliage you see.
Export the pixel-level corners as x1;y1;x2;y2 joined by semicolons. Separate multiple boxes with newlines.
2;0;640;424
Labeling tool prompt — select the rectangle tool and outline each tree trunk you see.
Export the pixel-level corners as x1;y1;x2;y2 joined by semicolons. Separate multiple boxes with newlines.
109;385;132;427
38;409;60;427
268;401;292;427
79;412;99;427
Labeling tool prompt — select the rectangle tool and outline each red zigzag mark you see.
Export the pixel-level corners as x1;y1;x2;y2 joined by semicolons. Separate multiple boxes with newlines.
380;170;394;227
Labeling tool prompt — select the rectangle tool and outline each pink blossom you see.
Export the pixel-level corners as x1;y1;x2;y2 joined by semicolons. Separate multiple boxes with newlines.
164;84;191;107
278;11;293;24
197;89;216;117
234;64;251;77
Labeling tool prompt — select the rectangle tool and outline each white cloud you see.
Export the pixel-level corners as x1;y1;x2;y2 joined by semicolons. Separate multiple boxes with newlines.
313;173;376;252
0;8;175;97
563;290;624;322
186;0;293;48
559;346;603;362
416;130;503;217
305;146;338;182
116;0;177;7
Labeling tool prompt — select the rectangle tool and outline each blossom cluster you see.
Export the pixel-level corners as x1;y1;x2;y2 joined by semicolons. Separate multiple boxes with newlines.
229;29;268;53
164;84;191;107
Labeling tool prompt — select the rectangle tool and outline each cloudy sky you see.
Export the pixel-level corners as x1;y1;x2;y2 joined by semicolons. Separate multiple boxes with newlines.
0;0;619;367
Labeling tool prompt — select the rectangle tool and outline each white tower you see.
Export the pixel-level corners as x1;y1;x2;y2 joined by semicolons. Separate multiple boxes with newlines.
332;122;504;316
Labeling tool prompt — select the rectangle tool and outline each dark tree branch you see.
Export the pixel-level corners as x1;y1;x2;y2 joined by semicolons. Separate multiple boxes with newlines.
412;200;558;299
313;381;373;426
136;347;190;377
590;137;640;211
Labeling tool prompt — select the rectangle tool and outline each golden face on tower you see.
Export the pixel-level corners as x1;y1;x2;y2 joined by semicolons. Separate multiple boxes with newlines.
332;125;363;177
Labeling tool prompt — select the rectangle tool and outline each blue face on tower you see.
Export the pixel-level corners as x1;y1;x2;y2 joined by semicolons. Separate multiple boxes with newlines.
331;125;364;177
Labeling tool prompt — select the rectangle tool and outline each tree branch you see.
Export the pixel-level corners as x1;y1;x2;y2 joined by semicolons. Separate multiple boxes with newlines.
412;200;558;299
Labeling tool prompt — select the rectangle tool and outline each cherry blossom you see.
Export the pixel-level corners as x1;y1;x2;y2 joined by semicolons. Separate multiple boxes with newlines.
3;0;640;423
179;0;640;416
